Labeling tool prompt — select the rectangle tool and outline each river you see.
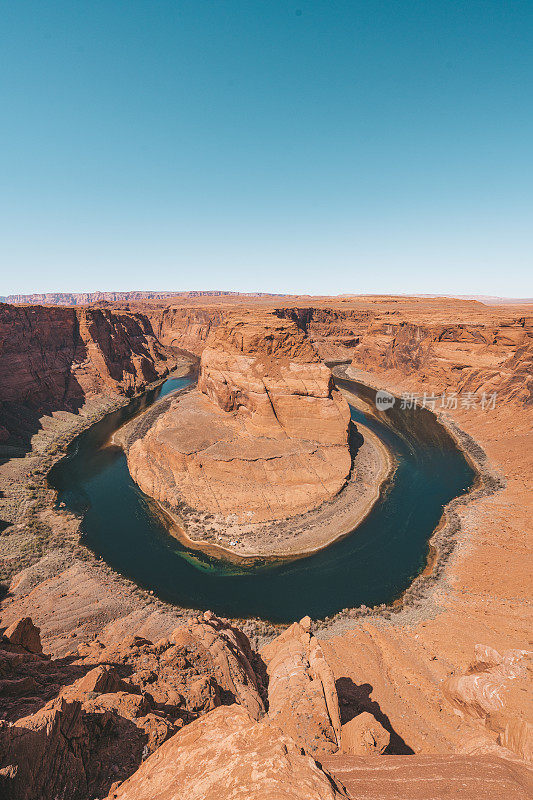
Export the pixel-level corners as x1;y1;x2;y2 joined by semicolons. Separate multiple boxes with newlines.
48;373;475;622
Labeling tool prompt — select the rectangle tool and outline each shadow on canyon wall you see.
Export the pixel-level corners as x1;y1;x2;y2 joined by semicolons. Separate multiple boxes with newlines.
0;395;86;464
348;421;364;465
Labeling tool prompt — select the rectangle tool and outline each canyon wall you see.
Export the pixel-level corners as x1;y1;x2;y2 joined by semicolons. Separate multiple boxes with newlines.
348;319;533;403
316;302;533;774
0;294;531;799
4;297;530;404
276;306;374;362
147;305;227;355
276;304;533;403
0;303;175;446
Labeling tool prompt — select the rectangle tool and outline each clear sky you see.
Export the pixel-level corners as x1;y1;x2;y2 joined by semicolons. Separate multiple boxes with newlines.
1;1;532;296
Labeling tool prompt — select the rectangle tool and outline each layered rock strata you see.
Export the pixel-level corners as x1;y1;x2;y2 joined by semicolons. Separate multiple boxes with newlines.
275;301;533;403
444;645;532;761
127;313;351;524
0;304;172;407
348;319;533;403
1;293;532;798
320;752;532;799
147;305;227;354
0;302;181;448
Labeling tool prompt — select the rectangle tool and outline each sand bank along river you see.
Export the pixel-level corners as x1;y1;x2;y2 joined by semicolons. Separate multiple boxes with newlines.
48;372;475;623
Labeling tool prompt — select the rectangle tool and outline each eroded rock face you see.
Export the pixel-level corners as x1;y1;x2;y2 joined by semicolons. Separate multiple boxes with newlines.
0;304;171;407
148;305;226;354
0;303;175;446
348;317;533;404
0;698;98;800
3;609;532;800
103;705;349;800
0;615;347;800
276;301;533;404
3;618;42;655
127;313;351;523
0;613;266;799
261;618;342;756
198;314;350;443
444;645;533;762
75;611;266;721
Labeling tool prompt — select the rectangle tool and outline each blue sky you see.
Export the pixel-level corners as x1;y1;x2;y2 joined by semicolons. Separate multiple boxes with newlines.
1;1;532;296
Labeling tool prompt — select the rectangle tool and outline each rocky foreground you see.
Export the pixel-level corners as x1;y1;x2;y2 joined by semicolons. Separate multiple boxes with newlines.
1;614;531;799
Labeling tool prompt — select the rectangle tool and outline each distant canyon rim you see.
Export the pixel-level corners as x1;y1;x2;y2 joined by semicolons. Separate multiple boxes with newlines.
0;291;531;799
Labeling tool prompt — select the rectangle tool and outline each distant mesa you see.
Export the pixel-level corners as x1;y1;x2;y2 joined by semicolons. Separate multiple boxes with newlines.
0;290;288;306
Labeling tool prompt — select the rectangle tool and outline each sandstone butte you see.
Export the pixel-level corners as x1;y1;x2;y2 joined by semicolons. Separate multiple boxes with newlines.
127;312;352;524
0;293;532;800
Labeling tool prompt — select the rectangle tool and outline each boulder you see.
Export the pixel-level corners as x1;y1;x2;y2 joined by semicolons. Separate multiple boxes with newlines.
3;618;42;655
185;675;221;714
340;711;390;755
73;665;124;694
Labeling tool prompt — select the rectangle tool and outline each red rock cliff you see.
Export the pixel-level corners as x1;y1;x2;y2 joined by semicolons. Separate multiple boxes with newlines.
197;313;350;443
127;312;351;523
147;305;226;355
0;303;174;444
349;318;533;403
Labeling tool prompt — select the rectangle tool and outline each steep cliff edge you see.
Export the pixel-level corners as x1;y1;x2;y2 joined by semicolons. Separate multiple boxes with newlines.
147;305;226;355
0;303;177;448
348;318;533;403
319;313;532;767
276;303;533;401
197;313;350;444
127;312;352;526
